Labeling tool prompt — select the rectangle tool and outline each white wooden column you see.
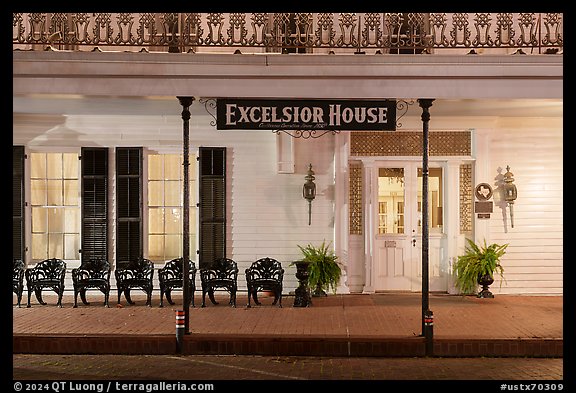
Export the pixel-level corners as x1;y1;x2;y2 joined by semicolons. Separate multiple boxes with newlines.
334;133;349;292
346;157;366;294
362;161;375;293
445;160;463;294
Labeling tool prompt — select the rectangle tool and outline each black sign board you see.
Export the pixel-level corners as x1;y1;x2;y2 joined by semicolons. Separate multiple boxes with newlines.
216;98;397;131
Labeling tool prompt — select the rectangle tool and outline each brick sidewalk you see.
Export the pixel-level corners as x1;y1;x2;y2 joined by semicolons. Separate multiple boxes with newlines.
13;292;563;357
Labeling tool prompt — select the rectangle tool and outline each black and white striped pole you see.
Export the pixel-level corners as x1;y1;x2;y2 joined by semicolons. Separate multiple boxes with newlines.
175;309;185;353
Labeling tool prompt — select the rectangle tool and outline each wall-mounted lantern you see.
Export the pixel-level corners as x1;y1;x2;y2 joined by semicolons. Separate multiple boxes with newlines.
502;165;518;228
303;164;316;225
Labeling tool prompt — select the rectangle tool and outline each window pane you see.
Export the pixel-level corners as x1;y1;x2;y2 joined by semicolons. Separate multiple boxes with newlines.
48;233;64;259
62;153;78;179
47;180;63;206
164;234;181;259
30;153;46;179
377;168;404;234
164;181;181;206
148;154;163;180
64;233;80;259
48;208;64;233
189;208;196;233
189;180;196;206
148;181;164;206
165;207;181;234
46;153;62;179
32;207;47;233
418;167;443;234
64;208;80;233
63;179;78;205
189;233;197;259
164;155;182;180
378;202;387;234
188;158;196;178
31;179;47;205
148;234;164;260
31;233;48;260
149;207;164;234
397;202;404;234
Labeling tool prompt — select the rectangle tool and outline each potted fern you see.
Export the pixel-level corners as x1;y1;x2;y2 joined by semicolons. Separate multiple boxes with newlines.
296;240;342;297
453;238;508;298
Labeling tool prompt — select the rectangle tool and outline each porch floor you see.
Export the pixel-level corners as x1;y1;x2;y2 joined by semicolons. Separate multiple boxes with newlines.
13;292;563;357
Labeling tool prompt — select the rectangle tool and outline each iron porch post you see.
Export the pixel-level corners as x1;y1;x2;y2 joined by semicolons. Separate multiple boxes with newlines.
418;98;434;356
178;96;194;335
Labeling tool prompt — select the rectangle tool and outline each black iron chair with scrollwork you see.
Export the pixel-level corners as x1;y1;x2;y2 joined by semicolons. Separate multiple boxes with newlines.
199;258;238;307
72;258;111;308
158;258;197;308
115;258;154;307
25;258;67;308
245;257;284;308
13;259;25;308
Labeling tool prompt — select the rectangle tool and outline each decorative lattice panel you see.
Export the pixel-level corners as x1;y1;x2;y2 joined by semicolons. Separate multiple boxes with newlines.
349;164;363;235
350;131;471;156
459;163;473;233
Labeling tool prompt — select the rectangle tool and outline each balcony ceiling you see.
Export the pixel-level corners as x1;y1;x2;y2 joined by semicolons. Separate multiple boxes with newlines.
12;94;563;119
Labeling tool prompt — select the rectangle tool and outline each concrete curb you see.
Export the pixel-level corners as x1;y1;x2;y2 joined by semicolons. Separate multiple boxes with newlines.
13;334;563;358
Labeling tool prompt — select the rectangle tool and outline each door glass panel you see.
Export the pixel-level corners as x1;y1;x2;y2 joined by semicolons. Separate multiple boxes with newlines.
417;167;443;234
377;168;405;234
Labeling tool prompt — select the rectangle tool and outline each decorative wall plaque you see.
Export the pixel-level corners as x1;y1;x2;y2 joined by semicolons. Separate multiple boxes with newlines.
475;183;493;201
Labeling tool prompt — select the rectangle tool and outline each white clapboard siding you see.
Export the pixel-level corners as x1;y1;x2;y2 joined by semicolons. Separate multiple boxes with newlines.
483;120;563;295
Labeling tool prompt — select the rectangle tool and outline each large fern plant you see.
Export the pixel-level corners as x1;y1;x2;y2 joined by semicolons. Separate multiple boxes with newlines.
453;238;508;295
297;240;341;296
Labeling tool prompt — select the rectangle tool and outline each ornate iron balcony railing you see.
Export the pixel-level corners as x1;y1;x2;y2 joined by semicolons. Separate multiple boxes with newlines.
13;13;563;54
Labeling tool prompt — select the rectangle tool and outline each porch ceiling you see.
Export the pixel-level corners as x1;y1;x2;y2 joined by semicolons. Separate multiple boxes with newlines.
12;95;563;119
13;51;562;101
13;50;563;120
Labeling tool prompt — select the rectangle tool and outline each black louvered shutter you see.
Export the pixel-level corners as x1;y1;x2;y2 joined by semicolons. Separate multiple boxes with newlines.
81;147;108;263
198;147;226;268
13;146;25;261
115;147;143;268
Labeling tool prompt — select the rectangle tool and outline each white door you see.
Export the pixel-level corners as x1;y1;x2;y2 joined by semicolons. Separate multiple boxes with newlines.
372;161;446;292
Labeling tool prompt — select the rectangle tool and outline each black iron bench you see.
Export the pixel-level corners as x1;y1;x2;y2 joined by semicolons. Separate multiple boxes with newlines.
13;259;25;307
199;258;238;307
158;258;197;308
71;258;111;308
115;258;154;307
25;258;67;308
245;257;284;308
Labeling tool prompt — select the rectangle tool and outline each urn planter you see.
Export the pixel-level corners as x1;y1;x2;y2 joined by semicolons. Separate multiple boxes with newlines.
295;240;342;297
477;273;495;298
453;239;508;297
